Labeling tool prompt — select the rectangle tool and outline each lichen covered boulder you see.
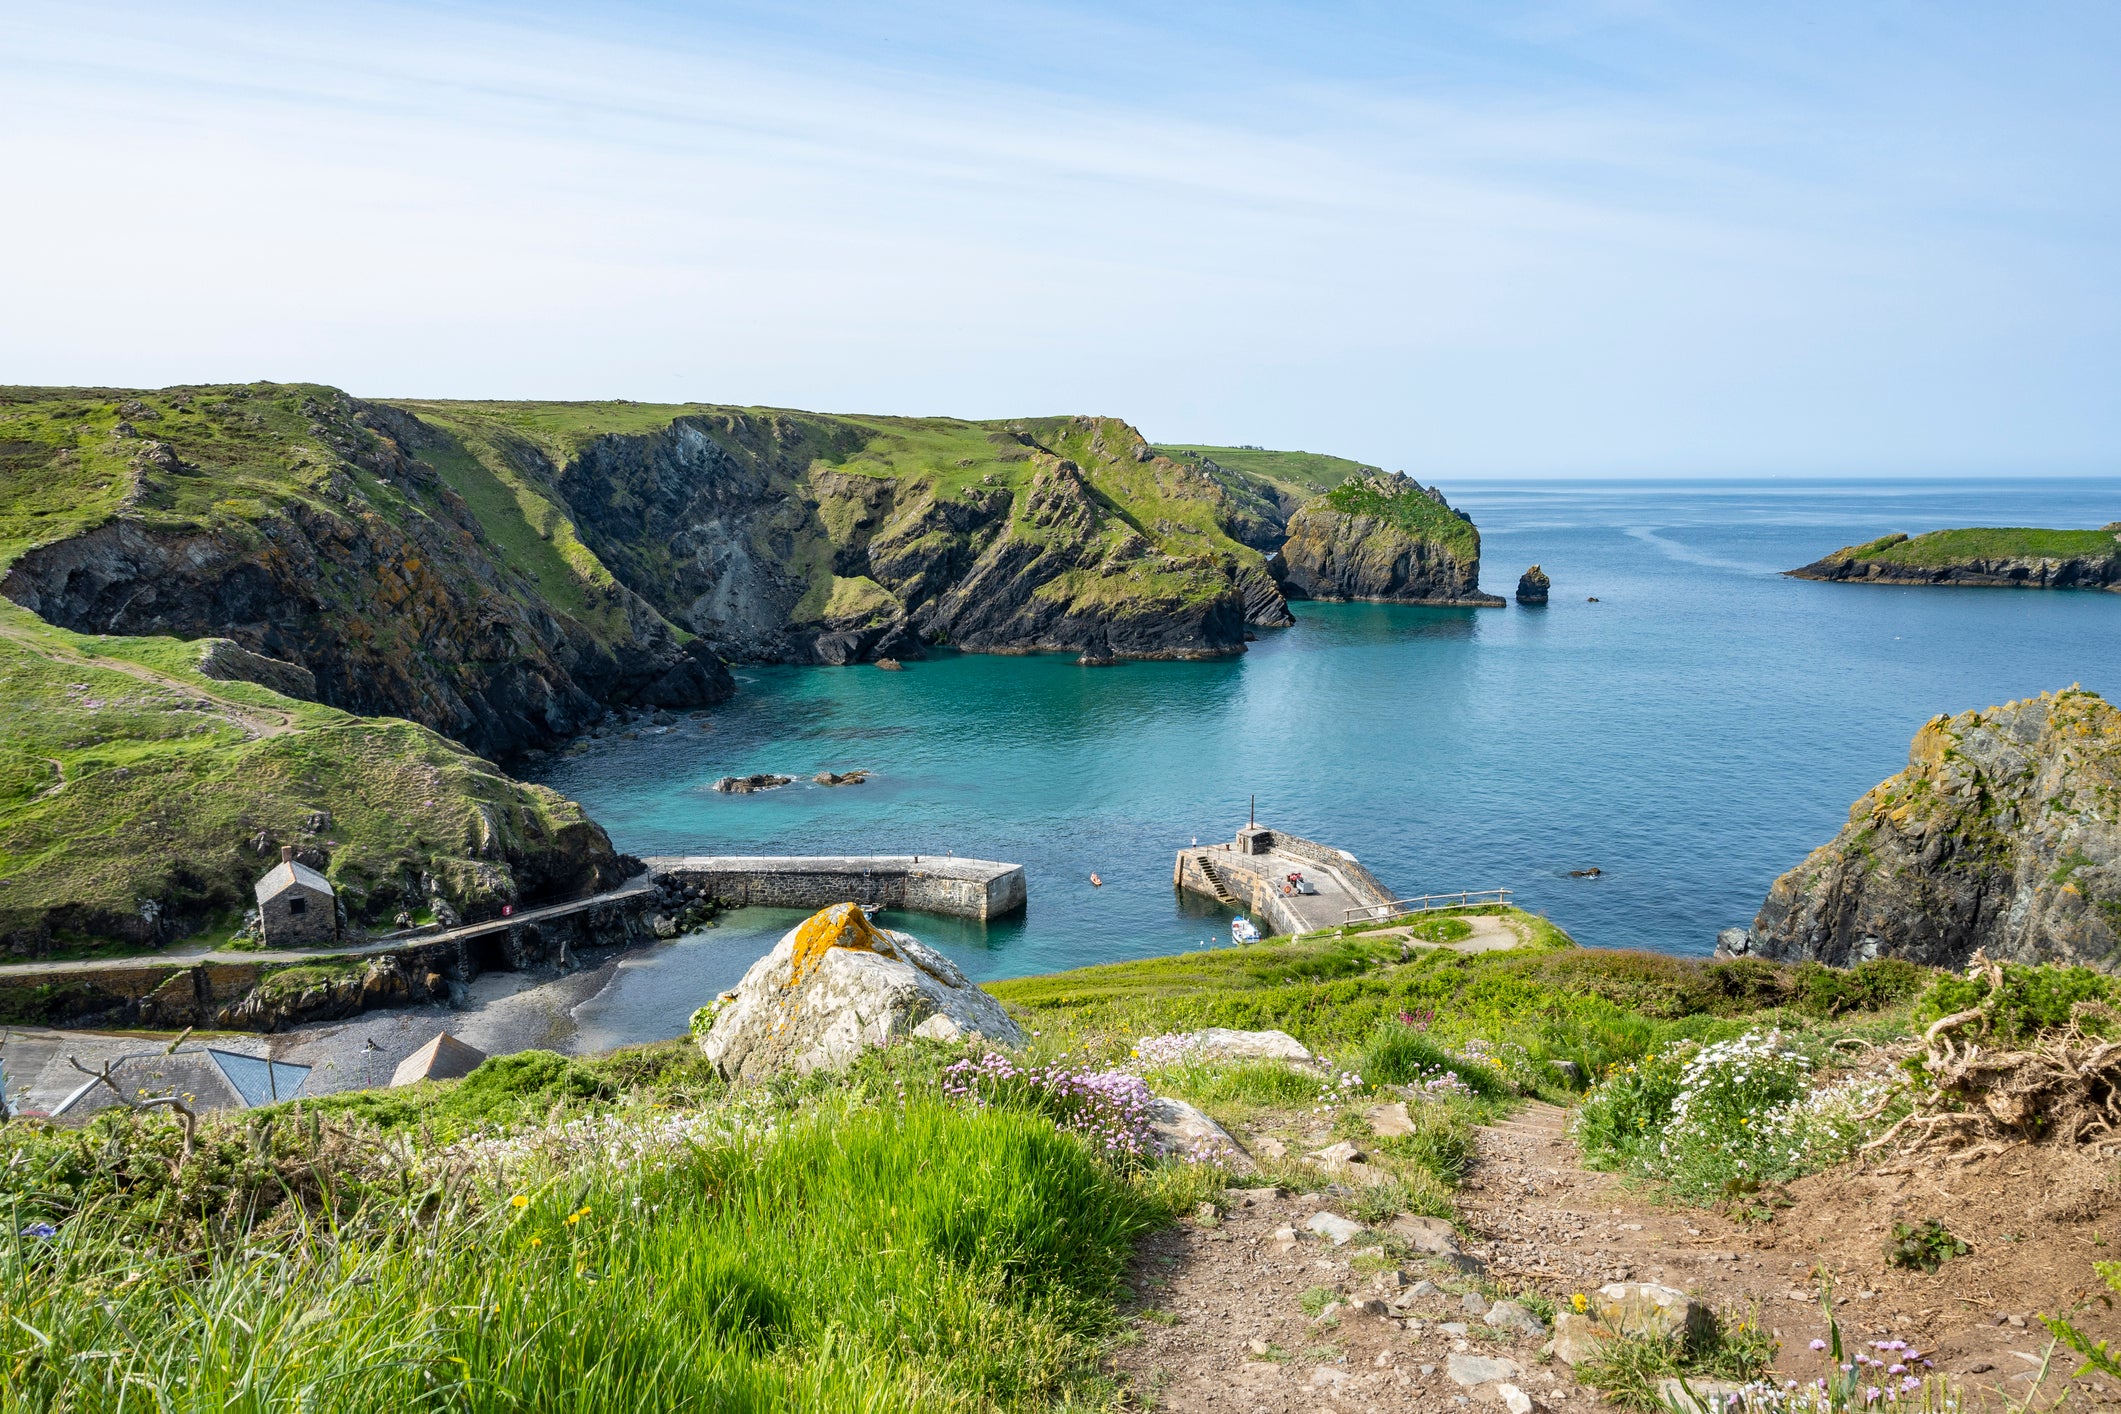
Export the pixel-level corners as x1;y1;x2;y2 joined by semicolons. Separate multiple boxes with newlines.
699;903;1025;1079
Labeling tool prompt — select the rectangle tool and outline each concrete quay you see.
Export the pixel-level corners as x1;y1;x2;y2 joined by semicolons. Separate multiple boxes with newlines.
645;854;1027;921
1173;824;1396;936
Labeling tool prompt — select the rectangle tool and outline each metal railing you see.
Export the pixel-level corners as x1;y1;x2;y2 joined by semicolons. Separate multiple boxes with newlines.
1342;889;1512;925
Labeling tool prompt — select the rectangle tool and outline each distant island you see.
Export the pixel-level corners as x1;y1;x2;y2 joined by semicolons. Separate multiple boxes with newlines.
1788;524;2121;591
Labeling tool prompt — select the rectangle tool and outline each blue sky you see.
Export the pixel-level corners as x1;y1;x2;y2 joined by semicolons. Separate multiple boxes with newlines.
2;1;2116;476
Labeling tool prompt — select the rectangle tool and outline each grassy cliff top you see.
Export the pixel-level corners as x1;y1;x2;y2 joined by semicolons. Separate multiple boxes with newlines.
1156;444;1370;500
1316;474;1480;559
1826;526;2121;568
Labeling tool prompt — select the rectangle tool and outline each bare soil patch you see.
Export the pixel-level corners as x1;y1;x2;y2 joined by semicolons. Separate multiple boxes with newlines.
1109;1102;2121;1408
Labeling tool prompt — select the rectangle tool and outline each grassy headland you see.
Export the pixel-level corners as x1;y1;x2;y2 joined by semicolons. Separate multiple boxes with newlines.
1790;524;2121;590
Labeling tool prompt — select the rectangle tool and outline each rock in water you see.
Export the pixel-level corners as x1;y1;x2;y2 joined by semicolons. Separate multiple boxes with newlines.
1515;564;1550;604
1747;688;2121;969
700;902;1025;1079
713;773;793;793
1280;472;1504;606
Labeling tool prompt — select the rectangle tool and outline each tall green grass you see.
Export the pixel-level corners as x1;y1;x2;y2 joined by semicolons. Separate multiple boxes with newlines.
2;1100;1157;1411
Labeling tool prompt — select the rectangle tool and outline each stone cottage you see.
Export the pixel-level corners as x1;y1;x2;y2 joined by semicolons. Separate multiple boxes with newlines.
254;845;337;946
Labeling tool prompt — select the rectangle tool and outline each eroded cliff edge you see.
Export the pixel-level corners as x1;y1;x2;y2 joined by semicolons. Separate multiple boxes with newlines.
1731;688;2121;970
1279;472;1502;606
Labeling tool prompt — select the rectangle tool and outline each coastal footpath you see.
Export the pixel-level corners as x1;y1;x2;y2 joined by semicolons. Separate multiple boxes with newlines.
1788;525;2121;591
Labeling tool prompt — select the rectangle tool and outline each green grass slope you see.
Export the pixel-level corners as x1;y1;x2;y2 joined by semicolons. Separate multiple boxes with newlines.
0;603;620;955
1833;526;2121;567
1157;444;1371;500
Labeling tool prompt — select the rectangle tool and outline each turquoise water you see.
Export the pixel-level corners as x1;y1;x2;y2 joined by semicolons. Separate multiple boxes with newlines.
535;478;2120;1007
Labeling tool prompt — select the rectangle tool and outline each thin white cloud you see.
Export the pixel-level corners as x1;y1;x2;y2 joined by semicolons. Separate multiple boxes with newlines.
0;0;2114;475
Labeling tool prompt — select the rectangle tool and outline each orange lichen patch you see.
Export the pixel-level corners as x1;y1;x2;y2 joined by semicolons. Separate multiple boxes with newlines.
784;902;890;989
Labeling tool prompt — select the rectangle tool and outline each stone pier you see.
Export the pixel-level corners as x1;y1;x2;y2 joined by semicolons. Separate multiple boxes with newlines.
645;854;1027;921
1174;824;1395;936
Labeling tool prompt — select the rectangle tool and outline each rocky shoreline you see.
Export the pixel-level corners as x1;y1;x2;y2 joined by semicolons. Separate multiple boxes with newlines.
1789;526;2121;592
1722;688;2121;970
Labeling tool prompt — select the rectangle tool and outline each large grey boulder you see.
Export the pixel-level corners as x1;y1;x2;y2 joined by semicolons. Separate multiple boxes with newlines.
700;903;1024;1080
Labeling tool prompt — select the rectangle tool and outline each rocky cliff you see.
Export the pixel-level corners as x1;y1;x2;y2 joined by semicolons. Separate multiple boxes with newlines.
0;385;730;760
1280;473;1502;606
1790;527;2121;591
420;404;1296;665
1733;689;2121;971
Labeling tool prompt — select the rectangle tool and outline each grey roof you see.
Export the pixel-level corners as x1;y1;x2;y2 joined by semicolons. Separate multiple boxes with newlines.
254;858;334;903
391;1032;488;1087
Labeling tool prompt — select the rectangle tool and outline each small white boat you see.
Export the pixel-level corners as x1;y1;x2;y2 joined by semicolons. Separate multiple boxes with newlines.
1231;918;1261;943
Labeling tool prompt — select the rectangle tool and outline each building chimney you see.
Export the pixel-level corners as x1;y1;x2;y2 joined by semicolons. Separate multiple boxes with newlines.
281;845;294;864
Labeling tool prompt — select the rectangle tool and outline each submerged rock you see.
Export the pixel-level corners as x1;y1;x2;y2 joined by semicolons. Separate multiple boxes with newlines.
1748;688;2121;969
1514;564;1550;604
812;770;870;786
713;773;793;794
699;903;1025;1080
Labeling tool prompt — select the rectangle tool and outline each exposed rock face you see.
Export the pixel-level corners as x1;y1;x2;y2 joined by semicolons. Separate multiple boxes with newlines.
194;639;318;699
1515;565;1550;605
700;903;1025;1080
1740;689;2121;970
217;954;449;1031
547;412;1287;666
1790;527;2121;591
1280;473;1502;606
1;389;731;759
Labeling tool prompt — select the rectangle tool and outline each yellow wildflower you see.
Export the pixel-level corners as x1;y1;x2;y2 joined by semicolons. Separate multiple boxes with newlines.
529;1237;542;1247
1571;1292;1588;1313
510;1194;529;1209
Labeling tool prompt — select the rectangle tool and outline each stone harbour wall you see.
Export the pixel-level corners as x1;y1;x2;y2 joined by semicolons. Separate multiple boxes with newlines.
644;855;1028;921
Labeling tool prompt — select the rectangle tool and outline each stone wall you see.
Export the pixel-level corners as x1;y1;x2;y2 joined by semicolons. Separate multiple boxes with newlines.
1266;832;1394;907
0;892;657;1032
644;855;1027;921
1171;850;1308;936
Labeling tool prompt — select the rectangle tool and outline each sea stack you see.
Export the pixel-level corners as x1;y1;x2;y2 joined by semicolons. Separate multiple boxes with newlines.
1515;565;1550;605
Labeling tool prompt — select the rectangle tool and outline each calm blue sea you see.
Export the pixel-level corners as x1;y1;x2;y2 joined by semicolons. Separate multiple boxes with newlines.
537;478;2121;1050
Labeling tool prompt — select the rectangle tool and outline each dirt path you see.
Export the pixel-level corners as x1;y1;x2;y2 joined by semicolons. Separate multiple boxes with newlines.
0;874;655;979
0;614;299;742
1109;1102;2121;1409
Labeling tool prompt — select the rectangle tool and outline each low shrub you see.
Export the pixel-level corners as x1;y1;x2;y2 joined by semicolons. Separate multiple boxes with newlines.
1884;1219;1969;1273
1914;961;2121;1045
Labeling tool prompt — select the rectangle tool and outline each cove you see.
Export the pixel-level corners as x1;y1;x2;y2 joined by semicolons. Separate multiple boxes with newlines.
531;476;2121;999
